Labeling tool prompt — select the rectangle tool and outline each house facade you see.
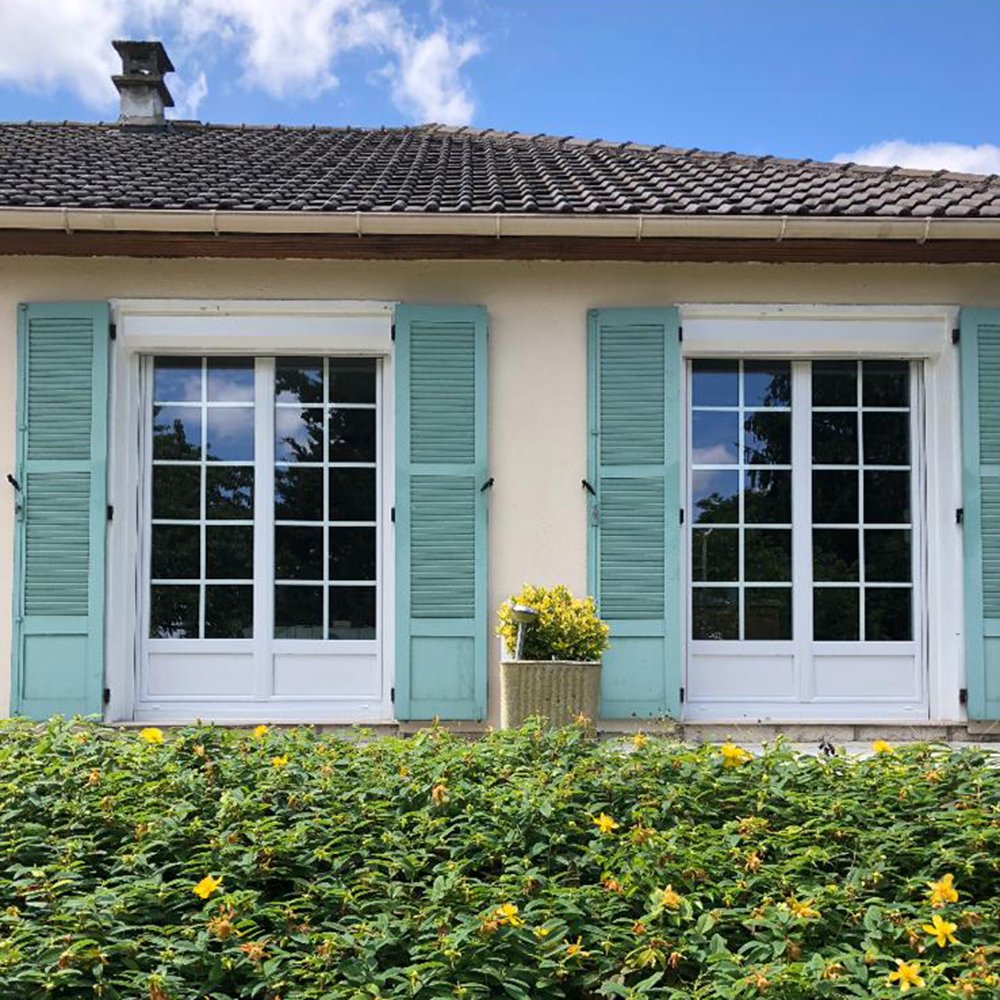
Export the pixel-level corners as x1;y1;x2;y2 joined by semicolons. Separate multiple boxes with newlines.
3;43;1000;733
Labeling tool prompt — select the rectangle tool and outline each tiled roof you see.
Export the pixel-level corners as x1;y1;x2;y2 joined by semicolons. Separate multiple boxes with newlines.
1;121;999;218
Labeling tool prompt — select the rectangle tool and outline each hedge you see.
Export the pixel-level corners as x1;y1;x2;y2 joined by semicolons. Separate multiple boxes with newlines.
0;719;999;998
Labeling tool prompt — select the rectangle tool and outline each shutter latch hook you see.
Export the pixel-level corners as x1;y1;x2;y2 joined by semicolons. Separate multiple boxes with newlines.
6;473;21;492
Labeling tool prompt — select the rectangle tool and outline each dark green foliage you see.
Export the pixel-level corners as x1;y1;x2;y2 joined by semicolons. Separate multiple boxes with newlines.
0;720;998;998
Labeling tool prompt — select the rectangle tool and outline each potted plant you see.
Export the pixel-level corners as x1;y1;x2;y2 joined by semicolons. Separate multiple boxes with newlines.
496;584;610;729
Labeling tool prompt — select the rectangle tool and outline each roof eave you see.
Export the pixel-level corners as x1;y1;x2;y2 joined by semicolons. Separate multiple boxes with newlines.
1;207;999;242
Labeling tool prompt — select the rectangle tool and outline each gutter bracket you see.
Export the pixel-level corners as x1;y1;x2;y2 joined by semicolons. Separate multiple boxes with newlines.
918;216;932;245
495;215;501;240
356;211;363;238
211;209;219;237
636;215;644;241
776;215;788;242
62;208;72;235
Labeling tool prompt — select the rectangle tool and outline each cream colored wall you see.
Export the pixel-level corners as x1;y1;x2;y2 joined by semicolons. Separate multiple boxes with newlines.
2;256;1000;722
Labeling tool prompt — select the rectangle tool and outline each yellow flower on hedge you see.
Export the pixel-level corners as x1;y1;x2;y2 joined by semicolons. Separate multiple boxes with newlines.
593;813;619;835
787;898;821;919
632;732;648;749
927;873;959;908
139;727;164;744
720;742;752;767
656;885;683;910
566;936;589;958
872;739;894;754
533;925;551;939
193;875;222;899
252;724;269;739
888;959;925;992
923;913;959;947
271;755;288;768
431;783;449;806
494;903;523;927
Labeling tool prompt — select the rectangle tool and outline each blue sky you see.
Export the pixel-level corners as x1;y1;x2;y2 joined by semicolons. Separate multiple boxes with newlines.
0;0;996;171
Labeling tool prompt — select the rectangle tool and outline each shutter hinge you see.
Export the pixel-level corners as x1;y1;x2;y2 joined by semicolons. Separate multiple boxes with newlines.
391;506;396;523
390;686;395;703
109;322;117;341
952;327;960;345
956;507;964;525
391;322;396;341
678;325;683;342
679;508;684;524
679;686;685;703
103;687;110;705
107;505;114;522
960;687;968;705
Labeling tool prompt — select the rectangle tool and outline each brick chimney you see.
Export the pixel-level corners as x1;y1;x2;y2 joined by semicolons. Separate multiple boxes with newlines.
112;40;174;126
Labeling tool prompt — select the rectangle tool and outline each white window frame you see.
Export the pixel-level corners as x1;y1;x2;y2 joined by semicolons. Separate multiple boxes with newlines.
105;300;395;722
678;304;963;723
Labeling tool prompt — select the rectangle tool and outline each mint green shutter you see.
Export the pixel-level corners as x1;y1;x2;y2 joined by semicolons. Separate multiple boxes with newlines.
395;305;488;720
588;308;681;718
12;303;109;719
960;308;1000;720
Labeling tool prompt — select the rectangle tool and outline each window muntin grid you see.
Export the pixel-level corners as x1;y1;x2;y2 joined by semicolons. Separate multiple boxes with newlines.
690;360;793;640
688;358;915;645
149;357;255;639
811;360;913;641
273;358;378;640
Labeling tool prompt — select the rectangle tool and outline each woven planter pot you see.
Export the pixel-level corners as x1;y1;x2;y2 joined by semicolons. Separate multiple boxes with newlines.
499;659;602;729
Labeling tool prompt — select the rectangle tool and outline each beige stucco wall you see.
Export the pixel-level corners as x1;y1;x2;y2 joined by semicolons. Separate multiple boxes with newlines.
2;255;1000;722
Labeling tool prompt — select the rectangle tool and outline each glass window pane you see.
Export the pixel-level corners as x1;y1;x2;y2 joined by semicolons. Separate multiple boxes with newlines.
207;358;254;402
692;587;739;640
329;468;376;521
328;586;376;639
812;412;858;464
691;528;738;582
862;412;909;466
329;527;377;581
152;406;202;460
813;471;859;524
205;525;254;579
744;470;792;524
862;361;909;407
743;361;791;408
275;407;324;463
691;360;738;407
152;465;200;520
744;411;790;465
204;585;253;638
276;359;324;404
329;409;376;463
692;411;739;465
692;470;740;524
812;361;857;406
814;587;860;640
275;585;324;639
154;357;201;402
864;471;910;523
865;530;912;583
151;525;200;580
329;359;376;404
744;529;791;582
813;529;859;582
150;585;199;639
865;588;912;641
745;588;792;640
206;407;254;462
205;466;253;519
275;526;324;580
275;467;324;521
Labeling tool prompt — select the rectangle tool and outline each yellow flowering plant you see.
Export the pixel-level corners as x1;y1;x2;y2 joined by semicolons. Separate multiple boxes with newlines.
496;583;609;661
1;719;998;998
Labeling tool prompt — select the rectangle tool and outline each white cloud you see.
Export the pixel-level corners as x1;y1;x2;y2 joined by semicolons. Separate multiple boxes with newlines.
833;140;1000;175
0;0;482;123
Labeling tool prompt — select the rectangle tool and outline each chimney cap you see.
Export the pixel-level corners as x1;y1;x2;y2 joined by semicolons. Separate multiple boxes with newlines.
111;40;175;121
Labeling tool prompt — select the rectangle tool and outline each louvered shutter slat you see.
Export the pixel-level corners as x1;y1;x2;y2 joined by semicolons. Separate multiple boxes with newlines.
395;306;487;720
588;308;681;719
13;303;108;719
